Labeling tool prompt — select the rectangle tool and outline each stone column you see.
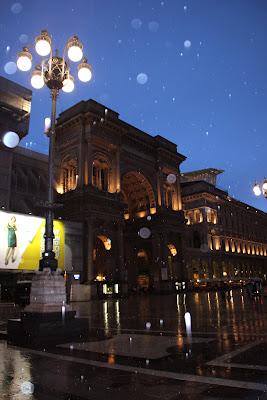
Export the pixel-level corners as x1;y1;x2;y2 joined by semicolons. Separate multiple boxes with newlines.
86;126;93;185
156;170;165;207
86;217;94;282
77;120;85;189
152;232;162;282
175;175;182;211
117;222;125;278
115;147;121;192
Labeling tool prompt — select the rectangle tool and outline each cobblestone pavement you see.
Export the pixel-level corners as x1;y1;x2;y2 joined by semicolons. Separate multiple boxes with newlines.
1;289;267;399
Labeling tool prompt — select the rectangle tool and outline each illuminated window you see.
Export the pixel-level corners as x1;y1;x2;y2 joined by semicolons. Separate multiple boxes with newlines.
185;211;194;225
97;235;112;250
137;249;148;261
167;243;177;256
207;208;217;224
194;209;203;223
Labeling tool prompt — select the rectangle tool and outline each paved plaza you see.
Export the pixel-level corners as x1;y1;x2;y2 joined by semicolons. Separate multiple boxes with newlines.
1;289;267;399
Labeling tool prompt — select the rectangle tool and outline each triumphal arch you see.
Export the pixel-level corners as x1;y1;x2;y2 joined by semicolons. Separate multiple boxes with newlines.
54;99;186;293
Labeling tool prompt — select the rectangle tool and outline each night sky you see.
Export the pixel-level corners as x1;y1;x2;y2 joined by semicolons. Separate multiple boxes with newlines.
1;0;267;211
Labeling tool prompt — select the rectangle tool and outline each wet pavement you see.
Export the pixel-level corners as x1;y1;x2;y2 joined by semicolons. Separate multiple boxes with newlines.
1;289;267;399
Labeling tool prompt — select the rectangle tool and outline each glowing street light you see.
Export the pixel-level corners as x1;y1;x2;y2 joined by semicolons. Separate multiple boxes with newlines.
67;35;83;62
62;73;75;93
78;59;92;82
31;66;45;89
253;180;267;198
17;47;32;71
16;31;93;271
35;30;52;57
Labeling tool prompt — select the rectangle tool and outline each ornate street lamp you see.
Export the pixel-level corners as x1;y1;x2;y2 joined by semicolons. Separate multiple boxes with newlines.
253;179;267;198
17;31;93;271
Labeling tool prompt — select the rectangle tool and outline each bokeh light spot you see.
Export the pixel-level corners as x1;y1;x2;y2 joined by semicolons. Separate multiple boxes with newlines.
137;73;148;85
131;18;142;30
19;34;29;44
148;21;159;33
167;174;177;184
138;227;151;239
184;40;192;49
11;2;23;14
2;131;20;148
20;381;34;395
4;61;17;75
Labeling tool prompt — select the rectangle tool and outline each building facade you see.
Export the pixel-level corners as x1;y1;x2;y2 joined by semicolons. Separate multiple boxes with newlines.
182;169;267;282
54;100;186;292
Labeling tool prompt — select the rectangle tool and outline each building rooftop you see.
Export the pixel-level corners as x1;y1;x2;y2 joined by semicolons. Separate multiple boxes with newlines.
181;168;224;186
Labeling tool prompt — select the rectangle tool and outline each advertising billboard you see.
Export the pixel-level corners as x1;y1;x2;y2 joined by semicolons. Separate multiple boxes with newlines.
0;210;64;270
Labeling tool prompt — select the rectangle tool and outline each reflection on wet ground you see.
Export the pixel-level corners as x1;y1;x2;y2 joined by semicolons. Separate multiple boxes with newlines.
1;289;267;399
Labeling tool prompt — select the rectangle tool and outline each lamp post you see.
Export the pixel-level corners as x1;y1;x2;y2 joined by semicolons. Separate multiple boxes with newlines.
16;31;92;271
253;179;267;198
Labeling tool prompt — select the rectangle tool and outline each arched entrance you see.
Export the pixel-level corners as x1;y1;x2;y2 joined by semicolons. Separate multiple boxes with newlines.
93;234;112;280
136;248;152;290
121;171;156;219
167;243;178;280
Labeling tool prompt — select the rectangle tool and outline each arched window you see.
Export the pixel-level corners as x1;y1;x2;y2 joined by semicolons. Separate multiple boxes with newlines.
63;165;77;192
60;156;78;193
92;158;109;191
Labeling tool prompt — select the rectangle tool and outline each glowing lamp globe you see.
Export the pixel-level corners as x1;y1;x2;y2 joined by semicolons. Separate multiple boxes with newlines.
2;131;20;148
262;180;267;192
78;61;92;82
31;69;44;89
253;183;261;196
44;117;51;132
17;48;32;71
67;36;83;62
35;31;51;56
62;75;75;93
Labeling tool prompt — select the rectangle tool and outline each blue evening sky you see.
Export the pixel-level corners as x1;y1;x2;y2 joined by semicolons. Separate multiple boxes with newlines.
1;0;267;210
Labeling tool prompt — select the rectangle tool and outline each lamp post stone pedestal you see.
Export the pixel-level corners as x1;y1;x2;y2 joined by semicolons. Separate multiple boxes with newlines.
8;269;88;345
